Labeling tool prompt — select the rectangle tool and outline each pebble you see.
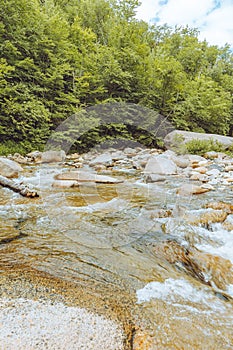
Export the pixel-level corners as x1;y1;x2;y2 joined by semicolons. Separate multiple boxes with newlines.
206;169;220;177
194;166;208;174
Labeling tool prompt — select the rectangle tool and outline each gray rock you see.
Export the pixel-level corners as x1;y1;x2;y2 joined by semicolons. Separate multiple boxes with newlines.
208;164;224;172
0;157;23;178
163;150;190;168
111;151;125;161
41;150;66;163
28;150;65;163
89;153;112;166
206;169;221;177
134;154;151;168
144;174;166;183
172;155;190;168
187;154;207;163
123;147;137;156
144;155;177;175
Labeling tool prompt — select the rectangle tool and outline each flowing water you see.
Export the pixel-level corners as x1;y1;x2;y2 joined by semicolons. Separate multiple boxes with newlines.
1;162;233;349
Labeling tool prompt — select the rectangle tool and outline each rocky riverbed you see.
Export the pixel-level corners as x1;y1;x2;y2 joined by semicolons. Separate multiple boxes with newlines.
1;144;233;349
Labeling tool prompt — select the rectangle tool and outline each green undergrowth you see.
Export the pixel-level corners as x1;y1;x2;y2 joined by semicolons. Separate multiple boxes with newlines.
184;139;225;155
0;141;44;156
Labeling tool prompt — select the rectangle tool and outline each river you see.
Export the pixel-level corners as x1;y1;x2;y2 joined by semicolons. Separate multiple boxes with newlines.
1;152;233;349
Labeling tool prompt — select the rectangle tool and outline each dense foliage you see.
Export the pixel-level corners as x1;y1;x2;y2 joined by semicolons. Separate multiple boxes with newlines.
0;0;232;153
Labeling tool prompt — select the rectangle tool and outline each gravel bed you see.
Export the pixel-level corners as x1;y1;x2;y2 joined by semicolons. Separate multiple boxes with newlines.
0;297;124;350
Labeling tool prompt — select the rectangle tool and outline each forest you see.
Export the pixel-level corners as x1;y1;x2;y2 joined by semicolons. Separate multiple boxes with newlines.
0;0;233;153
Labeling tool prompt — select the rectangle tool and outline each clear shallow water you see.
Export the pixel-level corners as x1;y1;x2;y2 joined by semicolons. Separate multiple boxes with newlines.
1;164;233;348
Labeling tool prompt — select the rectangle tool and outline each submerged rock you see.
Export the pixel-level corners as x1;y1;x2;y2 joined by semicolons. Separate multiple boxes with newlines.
52;180;79;188
55;171;123;184
152;240;233;290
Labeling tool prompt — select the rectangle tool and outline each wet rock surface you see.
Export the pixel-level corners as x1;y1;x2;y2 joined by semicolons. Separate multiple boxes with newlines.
54;171;124;184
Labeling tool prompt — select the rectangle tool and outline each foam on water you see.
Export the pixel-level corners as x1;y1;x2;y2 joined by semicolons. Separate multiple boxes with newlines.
227;284;233;297
136;278;226;312
196;223;233;264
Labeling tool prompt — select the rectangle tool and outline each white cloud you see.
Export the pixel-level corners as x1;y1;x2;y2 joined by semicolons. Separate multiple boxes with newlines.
155;0;215;25
136;0;233;48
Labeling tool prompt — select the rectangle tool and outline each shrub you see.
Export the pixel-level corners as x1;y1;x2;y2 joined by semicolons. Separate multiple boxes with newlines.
184;139;225;155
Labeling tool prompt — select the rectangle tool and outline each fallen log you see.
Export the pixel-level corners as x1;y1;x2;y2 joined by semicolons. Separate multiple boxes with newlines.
0;175;39;198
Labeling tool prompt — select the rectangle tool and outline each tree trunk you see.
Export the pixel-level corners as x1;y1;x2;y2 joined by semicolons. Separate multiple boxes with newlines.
0;175;39;198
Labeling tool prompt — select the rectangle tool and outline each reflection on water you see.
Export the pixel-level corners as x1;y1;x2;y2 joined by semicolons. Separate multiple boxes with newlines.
1;165;233;348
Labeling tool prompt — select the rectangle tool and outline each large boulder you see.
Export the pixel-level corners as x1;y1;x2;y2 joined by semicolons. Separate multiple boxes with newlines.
41;150;66;163
27;150;66;163
164;130;233;150
55;171;123;184
0;157;23;178
144;155;177;175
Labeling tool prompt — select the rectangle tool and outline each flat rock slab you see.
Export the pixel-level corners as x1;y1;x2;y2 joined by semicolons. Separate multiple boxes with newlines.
55;171;123;184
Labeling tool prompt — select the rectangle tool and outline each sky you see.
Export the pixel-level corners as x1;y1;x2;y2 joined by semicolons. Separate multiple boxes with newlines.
136;0;233;48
